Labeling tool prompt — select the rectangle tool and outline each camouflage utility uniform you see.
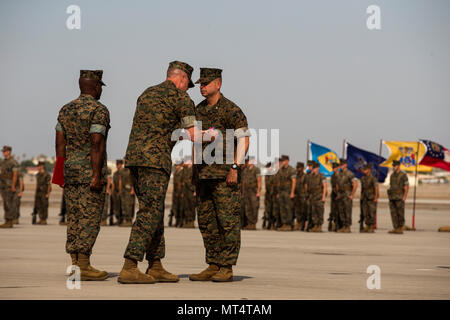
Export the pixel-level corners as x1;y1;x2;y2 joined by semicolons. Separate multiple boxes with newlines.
264;173;274;228
307;172;326;228
277;165;296;226
336;169;355;228
387;170;409;229
294;170;307;229
56;93;110;255
120;168;136;222
35;170;51;221
112;169;122;222
329;169;339;230
0;158;20;221
242;165;260;226
124;80;195;262
272;170;281;228
361;173;378;228
172;166;184;226
181;165;196;226
194;94;249;266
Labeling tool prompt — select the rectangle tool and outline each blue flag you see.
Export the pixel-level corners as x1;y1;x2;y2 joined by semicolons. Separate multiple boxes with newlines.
310;142;340;177
346;143;388;183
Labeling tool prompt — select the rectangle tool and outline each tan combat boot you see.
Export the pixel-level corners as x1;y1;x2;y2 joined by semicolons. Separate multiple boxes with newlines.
278;224;291;231
438;226;450;232
294;222;301;231
246;223;256;230
314;224;323;233
77;253;109;281
100;219;107;226
118;258;156;284
331;222;336;232
39;219;47;225
59;221;67;226
189;264;220;281
183;221;195;228
308;225;317;232
71;253;78;266
12;218;19;225
211;265;233;282
388;228;403;234
367;225;375;233
344;226;351;233
146;259;179;282
68;253;78;276
119;220;132;227
0;220;13;228
361;225;369;233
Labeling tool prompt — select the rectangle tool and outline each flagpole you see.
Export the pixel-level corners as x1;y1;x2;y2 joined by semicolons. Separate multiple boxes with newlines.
342;139;346;158
306;139;310;163
375;139;383;230
412;140;420;231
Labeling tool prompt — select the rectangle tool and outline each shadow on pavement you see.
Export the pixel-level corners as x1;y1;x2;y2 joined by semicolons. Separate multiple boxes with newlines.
178;274;253;282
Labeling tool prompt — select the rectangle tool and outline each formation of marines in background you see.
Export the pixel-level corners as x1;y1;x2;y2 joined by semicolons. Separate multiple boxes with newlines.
1;61;449;286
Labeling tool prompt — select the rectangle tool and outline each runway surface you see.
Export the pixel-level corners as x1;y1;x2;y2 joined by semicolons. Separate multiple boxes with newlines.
1;204;449;300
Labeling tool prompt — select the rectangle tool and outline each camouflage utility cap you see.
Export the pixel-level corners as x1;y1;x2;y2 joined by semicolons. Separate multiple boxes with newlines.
80;70;106;86
296;162;304;169
195;68;222;84
168;61;194;88
2;146;12;152
393;160;401;166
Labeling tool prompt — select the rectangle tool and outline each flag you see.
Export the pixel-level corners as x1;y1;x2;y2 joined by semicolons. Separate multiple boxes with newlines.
346;142;388;183
382;141;432;172
419;140;450;172
309;142;339;177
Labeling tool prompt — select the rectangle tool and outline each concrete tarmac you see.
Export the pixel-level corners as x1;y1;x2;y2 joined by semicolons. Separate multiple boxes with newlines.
0;205;449;300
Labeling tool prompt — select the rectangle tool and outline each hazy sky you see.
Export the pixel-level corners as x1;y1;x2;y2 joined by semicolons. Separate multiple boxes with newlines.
1;0;449;164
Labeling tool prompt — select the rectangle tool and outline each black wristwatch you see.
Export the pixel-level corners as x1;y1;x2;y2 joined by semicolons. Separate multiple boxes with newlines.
231;163;240;171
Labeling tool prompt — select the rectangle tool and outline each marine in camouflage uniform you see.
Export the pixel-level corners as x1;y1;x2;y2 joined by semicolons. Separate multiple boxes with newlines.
12;171;24;225
241;157;261;230
0;146;20;228
335;159;357;233
119;61;196;284
181;160;196;228
263;162;274;230
387;160;409;234
304;160;314;231
119;165;136;227
172;164;184;227
271;160;281;230
306;162;327;232
276;155;296;231
101;167;112;226
55;70;110;280
190;67;250;282
111;160;123;225
360;163;378;233
328;162;340;231
294;162;307;231
34;161;51;225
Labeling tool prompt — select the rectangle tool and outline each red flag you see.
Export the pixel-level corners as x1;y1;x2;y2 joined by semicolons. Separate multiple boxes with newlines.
420;140;450;172
52;156;65;186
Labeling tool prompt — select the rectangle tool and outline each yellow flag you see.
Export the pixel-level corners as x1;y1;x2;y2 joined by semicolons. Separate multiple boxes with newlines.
382;141;432;172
